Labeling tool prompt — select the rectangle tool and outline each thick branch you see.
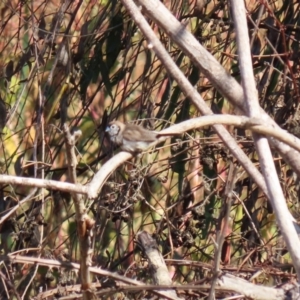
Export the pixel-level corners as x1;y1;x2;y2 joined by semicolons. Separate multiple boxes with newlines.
230;0;300;279
135;0;300;179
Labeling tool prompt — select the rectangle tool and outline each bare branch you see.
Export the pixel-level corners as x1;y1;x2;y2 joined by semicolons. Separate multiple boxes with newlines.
231;0;300;279
137;231;183;300
63;124;95;299
135;0;300;178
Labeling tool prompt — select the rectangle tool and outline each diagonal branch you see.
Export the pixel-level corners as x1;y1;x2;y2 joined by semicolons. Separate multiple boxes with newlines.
134;0;300;179
230;0;300;279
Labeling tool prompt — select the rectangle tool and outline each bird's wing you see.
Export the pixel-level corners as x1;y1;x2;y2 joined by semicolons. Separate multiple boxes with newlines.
123;125;157;142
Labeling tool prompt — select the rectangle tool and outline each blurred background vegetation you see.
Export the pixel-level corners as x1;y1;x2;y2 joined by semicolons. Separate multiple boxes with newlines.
0;0;299;298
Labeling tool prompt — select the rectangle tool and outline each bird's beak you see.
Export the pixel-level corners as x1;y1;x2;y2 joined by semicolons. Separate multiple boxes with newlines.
105;126;110;132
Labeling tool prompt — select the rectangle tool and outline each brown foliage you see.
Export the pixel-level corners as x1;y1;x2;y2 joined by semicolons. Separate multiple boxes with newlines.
0;0;299;298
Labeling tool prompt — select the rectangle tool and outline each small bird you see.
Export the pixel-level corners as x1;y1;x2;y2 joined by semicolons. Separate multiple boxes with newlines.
105;120;175;153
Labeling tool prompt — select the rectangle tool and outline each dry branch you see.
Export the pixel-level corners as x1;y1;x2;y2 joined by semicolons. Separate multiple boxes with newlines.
230;0;300;279
134;0;300;180
137;231;183;300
